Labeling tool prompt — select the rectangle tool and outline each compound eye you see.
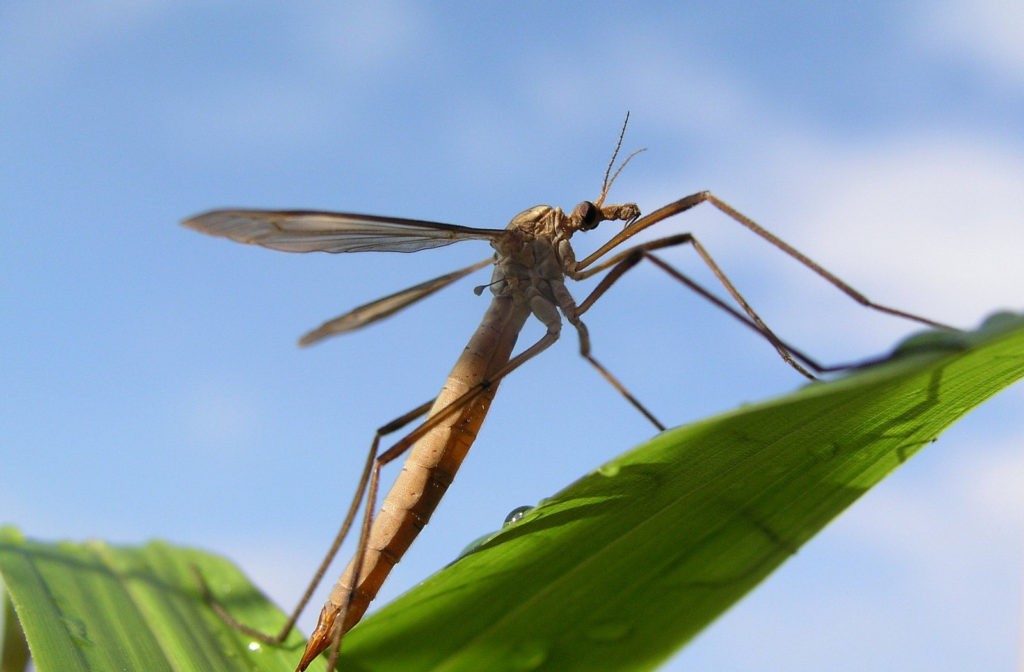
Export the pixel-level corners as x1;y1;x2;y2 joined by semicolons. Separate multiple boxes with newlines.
573;201;600;230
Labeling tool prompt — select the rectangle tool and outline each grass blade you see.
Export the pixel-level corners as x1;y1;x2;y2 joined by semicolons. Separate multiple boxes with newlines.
338;312;1024;671
0;529;318;671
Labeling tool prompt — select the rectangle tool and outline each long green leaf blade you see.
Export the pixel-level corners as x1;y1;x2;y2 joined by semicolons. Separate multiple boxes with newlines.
338;312;1024;671
0;530;318;671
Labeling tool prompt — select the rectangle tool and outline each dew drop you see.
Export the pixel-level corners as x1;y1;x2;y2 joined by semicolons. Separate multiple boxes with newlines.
503;505;533;527
597;463;621;477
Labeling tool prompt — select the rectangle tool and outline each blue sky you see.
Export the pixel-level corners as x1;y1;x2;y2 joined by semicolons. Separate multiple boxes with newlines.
2;2;1023;670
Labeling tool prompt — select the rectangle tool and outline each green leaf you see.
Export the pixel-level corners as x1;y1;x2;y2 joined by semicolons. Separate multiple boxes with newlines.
0;529;320;671
2;312;1022;672
338;312;1024;671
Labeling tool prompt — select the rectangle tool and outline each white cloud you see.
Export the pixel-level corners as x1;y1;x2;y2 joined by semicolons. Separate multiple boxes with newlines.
966;426;1024;527
913;0;1024;88
614;128;1024;358
839;422;1024;591
777;136;1024;325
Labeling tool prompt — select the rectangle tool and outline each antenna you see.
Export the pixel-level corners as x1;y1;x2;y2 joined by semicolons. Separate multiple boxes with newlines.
596;111;646;207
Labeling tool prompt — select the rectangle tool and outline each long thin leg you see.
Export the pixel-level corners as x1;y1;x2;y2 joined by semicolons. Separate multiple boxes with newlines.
559;262;666;429
640;252;904;373
575;192;967;379
195;397;436;644
578;240;829;371
553;231;808;431
572;228;817;408
576;191;956;332
674;231;816;378
571;230;886;386
560;220;905;441
202;324;565;668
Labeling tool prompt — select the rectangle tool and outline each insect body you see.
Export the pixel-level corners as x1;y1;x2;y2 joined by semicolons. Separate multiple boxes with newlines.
183;121;950;671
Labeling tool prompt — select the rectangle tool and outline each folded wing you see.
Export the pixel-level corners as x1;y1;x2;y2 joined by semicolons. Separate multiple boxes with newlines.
299;257;494;345
182;209;504;253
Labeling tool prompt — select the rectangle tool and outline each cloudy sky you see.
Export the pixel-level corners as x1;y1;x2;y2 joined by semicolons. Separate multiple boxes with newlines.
2;2;1022;670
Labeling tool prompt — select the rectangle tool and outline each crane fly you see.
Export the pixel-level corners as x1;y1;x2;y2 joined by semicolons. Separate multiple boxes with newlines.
182;119;952;671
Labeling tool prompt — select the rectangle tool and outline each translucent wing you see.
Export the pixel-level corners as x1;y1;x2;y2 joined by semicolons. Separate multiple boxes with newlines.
299;257;494;346
182;209;505;253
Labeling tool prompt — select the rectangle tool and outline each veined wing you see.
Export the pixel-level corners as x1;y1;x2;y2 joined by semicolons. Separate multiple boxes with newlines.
299;257;493;346
182;209;505;253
